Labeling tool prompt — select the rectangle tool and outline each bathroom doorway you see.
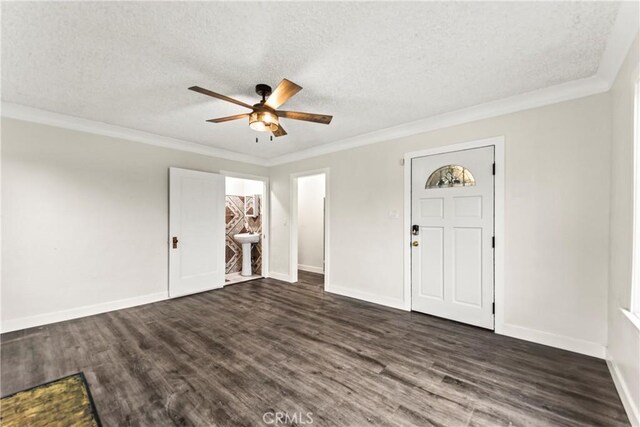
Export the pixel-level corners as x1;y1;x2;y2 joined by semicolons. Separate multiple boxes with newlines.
222;172;269;285
290;170;329;288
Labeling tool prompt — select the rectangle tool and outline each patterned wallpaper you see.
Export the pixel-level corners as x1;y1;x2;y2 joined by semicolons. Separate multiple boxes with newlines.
225;195;262;274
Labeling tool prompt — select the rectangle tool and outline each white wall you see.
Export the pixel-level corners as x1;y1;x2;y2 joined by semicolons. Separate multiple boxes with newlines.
1;118;267;332
226;176;246;196
270;92;612;357
607;34;640;426
297;174;325;272
225;176;263;196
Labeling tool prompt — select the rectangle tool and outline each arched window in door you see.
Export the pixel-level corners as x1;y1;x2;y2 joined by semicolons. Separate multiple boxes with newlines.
425;165;475;189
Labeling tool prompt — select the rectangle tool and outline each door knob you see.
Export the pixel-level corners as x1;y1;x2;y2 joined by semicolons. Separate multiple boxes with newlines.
172;236;179;249
412;241;419;247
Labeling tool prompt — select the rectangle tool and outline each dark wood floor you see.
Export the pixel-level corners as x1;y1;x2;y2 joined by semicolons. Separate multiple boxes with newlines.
2;271;629;426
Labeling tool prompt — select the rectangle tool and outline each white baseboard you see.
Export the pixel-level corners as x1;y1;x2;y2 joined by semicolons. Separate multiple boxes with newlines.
497;323;605;359
607;353;640;427
1;291;168;333
268;271;294;283
298;264;324;274
325;285;407;311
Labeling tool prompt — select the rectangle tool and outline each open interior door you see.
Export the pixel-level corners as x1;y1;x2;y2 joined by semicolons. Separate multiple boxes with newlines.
169;167;225;298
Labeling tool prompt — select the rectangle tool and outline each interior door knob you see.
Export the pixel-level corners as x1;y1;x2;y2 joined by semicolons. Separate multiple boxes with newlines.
412;241;419;247
172;236;179;249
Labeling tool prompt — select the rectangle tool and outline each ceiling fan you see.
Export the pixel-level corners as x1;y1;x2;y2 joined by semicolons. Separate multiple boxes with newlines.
188;79;332;138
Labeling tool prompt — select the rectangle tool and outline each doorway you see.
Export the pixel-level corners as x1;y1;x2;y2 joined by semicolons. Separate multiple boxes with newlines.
222;172;269;285
168;168;269;298
290;170;329;287
404;137;505;331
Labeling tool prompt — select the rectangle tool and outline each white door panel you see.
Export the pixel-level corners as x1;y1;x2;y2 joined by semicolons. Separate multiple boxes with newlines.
411;146;494;329
420;198;444;218
419;226;444;300
453;196;482;218
452;227;482;306
169;168;225;298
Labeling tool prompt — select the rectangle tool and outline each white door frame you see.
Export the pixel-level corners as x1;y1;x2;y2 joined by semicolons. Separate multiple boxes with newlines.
220;170;270;278
289;168;330;286
403;136;505;333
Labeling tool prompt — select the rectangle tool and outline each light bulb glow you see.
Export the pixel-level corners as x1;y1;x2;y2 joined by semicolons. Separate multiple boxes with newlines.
249;111;279;132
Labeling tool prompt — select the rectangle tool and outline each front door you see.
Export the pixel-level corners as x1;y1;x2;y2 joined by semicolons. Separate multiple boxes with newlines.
411;146;494;329
169;167;225;298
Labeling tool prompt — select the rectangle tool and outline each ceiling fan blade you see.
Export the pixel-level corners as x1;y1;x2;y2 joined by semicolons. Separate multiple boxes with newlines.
188;86;254;110
273;125;287;137
265;79;302;109
277;110;332;125
206;113;250;123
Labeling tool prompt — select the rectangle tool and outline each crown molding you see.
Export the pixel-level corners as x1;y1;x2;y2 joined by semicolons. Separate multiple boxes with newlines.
2;5;637;169
0;102;266;166
264;74;610;166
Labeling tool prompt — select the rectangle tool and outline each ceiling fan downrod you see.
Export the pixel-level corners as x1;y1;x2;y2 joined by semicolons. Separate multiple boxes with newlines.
255;84;272;102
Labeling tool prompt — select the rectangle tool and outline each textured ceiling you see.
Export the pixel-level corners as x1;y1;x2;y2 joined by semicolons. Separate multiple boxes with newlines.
1;2;620;159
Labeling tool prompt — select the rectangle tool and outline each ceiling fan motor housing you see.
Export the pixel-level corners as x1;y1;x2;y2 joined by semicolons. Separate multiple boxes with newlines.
255;84;272;100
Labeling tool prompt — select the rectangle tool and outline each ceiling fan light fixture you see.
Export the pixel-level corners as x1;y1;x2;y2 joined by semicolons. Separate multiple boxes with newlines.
249;111;279;132
189;79;332;138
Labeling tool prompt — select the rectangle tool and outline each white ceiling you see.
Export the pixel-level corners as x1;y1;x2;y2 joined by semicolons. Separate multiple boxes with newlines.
1;2;622;160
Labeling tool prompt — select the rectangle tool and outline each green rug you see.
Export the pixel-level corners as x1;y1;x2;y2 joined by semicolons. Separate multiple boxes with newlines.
1;373;101;427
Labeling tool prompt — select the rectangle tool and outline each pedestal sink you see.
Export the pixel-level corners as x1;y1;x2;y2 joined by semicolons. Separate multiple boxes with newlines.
233;233;260;276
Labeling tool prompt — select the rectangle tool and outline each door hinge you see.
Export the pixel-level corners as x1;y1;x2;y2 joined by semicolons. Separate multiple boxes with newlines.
492;302;495;314
492;236;495;248
492;162;496;175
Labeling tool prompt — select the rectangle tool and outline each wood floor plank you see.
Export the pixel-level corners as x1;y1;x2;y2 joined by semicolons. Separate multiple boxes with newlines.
1;272;630;426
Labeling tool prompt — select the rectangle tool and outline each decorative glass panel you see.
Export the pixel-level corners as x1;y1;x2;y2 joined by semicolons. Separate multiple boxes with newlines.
425;165;475;189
